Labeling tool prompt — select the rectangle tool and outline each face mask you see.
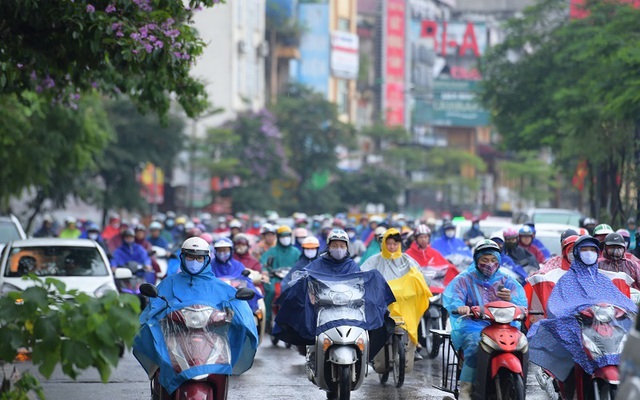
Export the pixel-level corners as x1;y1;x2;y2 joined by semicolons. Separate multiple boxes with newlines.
329;248;347;260
216;251;231;262
477;261;499;277
88;233;99;240
279;237;292;246
607;247;625;260
165;220;174;228
445;230;455;239
472;223;479;230
235;245;249;255
184;259;205;274
580;251;598;265
347;231;356;239
304;249;318;259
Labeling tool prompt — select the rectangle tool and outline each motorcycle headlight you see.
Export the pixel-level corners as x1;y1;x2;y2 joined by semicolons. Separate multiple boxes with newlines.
582;332;603;357
481;333;500;352
516;333;528;352
329;290;353;306
593;305;615;323
487;307;516;324
94;284;116;298
181;307;218;329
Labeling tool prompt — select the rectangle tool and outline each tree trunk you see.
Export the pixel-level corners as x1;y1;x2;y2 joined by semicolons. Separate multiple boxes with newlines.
25;189;46;234
588;161;597;218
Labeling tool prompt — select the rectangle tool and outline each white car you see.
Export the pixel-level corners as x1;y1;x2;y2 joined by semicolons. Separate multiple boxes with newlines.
0;238;122;298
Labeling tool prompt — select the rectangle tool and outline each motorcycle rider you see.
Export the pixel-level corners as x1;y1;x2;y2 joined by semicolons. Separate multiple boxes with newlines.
110;229;152;272
518;225;546;264
345;224;366;260
147;221;169;250
523;222;551;260
536;229;578;274
101;213;121;242
83;222;110;255
58;217;82;239
527;236;636;399
361;228;431;369
260;225;301;327
251;223;277;260
593;223;615;250
462;217;485;244
431;221;472;258
598;232;640;290
293;227;309;252
503;227;539;274
133;237;258;397
33;214;57;238
233;233;261;273
359;226;387;265
616;228;640;263
443;239;527;400
626;217;637;250
229;219;243;241
281;236;321;292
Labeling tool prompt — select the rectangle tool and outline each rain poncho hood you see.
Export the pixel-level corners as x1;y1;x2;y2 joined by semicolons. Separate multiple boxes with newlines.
431;235;473;258
272;269;395;345
133;268;258;394
527;238;636;381
380;228;402;259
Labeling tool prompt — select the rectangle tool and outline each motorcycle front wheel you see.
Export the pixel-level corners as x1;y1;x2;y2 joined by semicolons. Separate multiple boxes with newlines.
422;316;441;359
595;379;616;400
496;371;525;400
392;334;406;388
338;365;351;400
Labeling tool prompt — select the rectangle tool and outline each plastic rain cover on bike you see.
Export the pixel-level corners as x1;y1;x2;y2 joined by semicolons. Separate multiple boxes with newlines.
527;244;636;381
361;253;431;345
272;269;395;346
442;262;527;381
133;270;259;395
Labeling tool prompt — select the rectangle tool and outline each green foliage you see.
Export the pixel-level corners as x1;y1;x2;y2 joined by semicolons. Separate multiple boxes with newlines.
0;1;228;119
501;151;558;204
480;0;640;218
0;92;112;215
0;276;139;396
1;368;45;400
98;99;185;214
335;168;406;211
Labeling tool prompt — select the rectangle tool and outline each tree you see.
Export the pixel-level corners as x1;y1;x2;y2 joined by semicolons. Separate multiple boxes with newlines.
480;0;640;224
0;277;139;398
0;93;112;225
272;84;355;213
334;168;406;211
97;99;185;223
0;0;226;119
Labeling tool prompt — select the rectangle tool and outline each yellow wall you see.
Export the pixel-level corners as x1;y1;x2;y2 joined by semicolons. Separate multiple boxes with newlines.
329;0;357;123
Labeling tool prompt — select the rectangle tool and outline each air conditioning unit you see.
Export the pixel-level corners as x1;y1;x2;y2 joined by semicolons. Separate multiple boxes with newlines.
237;40;248;54
257;41;269;57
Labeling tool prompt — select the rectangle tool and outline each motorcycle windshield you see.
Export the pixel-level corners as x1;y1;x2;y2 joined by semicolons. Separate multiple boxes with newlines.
421;266;448;290
310;277;366;327
160;305;233;373
579;304;631;359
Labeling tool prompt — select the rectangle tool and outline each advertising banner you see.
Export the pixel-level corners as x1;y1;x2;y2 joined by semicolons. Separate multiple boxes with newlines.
330;31;359;79
296;3;330;96
385;0;405;127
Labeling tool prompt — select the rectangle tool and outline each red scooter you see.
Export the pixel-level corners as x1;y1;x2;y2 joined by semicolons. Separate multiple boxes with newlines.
456;300;531;400
549;303;631;400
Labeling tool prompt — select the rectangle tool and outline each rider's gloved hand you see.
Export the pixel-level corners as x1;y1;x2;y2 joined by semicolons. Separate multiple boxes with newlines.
457;306;471;315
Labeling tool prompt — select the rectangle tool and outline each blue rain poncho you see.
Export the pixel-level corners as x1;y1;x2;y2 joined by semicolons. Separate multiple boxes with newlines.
210;257;263;312
305;253;361;275
431;236;473;258
527;239;636;381
133;267;258;395
443;254;527;383
272;269;395;360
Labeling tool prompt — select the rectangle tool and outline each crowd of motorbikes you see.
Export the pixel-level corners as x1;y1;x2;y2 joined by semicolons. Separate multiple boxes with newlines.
50;210;640;400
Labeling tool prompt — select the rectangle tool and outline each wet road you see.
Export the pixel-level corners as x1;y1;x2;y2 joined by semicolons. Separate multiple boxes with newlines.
28;339;549;399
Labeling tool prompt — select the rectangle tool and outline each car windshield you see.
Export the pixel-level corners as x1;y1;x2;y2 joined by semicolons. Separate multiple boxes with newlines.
5;246;108;277
0;221;22;243
533;212;582;226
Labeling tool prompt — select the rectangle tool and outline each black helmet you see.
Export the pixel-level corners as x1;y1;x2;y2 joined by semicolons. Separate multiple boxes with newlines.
572;235;600;259
561;229;578;242
604;233;626;247
122;228;135;238
473;239;500;261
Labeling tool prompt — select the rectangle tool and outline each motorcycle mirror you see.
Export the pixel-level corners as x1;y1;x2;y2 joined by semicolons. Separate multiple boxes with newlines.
140;283;159;298
241;269;251;277
235;287;255;301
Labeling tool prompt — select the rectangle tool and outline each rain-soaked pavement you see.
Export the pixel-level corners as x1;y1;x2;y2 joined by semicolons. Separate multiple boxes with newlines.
25;338;549;399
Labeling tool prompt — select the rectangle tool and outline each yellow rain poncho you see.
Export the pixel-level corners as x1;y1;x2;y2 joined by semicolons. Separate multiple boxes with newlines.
360;229;431;344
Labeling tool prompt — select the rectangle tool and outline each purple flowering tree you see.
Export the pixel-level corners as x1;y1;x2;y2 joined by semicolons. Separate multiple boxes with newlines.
0;1;225;118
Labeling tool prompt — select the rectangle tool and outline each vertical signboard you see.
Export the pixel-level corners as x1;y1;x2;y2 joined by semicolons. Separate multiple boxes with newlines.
385;0;405;127
330;31;359;79
296;3;330;96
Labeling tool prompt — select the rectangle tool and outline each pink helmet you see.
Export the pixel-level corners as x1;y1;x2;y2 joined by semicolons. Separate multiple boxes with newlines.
199;233;214;244
616;228;630;239
503;227;519;239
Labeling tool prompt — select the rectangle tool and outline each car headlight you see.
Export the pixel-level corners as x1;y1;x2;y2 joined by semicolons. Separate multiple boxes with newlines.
1;283;22;296
487;307;516;324
94;284;116;298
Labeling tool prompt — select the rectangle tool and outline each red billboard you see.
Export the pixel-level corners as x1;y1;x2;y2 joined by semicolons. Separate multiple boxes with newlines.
385;0;405;127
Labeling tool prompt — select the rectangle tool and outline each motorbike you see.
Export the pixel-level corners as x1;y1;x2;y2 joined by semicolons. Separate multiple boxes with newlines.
454;300;531;400
306;276;369;400
151;246;175;280
418;265;449;359
115;261;156;309
548;303;631;400
268;263;292;347
618;308;640;400
217;271;266;345
136;283;256;400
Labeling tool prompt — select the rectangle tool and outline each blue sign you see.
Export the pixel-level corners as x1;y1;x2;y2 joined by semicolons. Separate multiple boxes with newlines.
292;3;330;96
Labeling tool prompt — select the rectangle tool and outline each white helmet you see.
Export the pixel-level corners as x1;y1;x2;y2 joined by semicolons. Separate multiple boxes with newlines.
229;219;242;229
326;229;350;245
181;237;211;257
149;221;163;230
414;224;431;236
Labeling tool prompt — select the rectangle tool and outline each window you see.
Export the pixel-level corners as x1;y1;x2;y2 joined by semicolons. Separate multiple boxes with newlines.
337;18;350;32
6;246;109;277
336;79;349;115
